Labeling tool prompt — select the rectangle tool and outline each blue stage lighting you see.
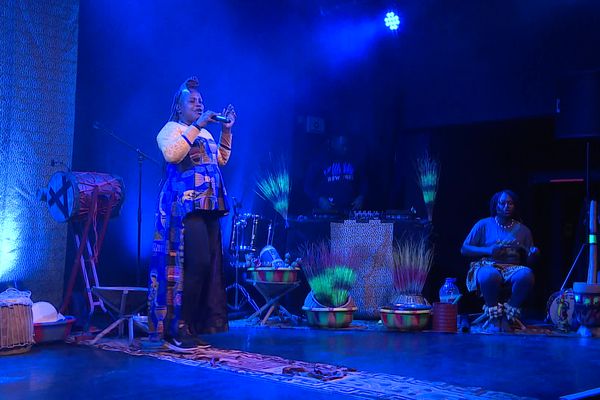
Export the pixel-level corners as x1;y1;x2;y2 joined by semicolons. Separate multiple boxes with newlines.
0;213;19;279
384;11;400;31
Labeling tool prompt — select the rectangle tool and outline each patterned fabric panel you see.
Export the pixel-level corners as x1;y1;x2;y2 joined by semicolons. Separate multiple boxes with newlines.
0;1;78;306
331;220;395;319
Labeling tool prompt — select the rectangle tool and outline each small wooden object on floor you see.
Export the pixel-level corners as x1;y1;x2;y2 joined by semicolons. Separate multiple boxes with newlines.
90;287;147;345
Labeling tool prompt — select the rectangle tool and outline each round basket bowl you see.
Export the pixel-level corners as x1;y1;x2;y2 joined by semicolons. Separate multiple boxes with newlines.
380;306;432;331
302;306;358;328
33;316;76;343
302;292;357;328
247;267;300;283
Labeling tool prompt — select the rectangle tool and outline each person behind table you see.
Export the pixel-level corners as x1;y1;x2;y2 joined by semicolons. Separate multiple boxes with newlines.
148;76;236;348
461;189;539;332
304;134;367;215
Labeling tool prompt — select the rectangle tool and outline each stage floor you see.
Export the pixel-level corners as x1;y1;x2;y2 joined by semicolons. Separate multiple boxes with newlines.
1;325;599;399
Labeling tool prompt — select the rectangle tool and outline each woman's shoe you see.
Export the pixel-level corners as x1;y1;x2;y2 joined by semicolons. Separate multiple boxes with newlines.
164;335;197;350
183;335;211;348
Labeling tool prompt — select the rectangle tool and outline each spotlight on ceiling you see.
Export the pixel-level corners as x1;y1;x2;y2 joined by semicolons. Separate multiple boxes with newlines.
384;11;400;31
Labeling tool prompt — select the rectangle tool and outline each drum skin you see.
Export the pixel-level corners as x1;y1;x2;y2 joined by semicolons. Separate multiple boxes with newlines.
547;289;577;330
44;171;125;223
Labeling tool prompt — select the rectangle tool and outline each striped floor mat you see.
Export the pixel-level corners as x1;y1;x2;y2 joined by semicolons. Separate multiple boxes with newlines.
85;339;534;400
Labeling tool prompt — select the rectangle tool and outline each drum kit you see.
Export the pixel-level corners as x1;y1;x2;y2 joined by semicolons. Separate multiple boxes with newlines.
226;212;275;312
229;213;274;255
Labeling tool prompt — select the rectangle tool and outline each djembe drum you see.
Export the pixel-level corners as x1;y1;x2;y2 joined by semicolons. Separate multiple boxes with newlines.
38;171;126;315
0;289;34;356
39;171;125;223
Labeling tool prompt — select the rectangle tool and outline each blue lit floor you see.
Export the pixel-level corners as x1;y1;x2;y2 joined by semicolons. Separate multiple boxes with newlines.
1;325;599;399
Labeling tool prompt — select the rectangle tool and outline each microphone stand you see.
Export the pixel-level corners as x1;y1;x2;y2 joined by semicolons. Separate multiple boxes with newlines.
93;122;161;286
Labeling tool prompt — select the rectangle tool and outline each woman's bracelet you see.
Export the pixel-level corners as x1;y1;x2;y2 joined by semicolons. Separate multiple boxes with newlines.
181;134;192;147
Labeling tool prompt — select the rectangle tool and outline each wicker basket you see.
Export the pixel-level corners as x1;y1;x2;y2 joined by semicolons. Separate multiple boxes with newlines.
1;289;34;355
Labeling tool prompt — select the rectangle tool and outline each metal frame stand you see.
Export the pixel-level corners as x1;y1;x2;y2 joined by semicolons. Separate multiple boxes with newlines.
90;287;148;345
226;261;260;313
246;280;300;325
226;207;261;313
60;190;116;315
73;233;107;316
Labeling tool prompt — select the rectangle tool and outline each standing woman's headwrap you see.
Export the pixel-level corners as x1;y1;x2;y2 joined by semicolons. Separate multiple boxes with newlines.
169;76;201;121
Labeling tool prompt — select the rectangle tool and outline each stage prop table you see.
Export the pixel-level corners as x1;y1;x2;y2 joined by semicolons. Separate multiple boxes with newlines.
246;268;301;325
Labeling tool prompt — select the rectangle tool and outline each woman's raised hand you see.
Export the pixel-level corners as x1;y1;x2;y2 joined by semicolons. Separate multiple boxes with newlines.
221;104;236;129
194;110;218;129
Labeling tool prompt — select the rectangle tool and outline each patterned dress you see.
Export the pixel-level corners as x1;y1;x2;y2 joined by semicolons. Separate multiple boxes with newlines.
463;217;533;293
148;121;231;340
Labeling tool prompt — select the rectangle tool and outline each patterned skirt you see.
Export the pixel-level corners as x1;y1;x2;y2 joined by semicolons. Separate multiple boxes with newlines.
466;259;529;293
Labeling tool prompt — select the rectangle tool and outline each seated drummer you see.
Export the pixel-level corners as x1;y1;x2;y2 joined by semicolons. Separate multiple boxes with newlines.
304;135;367;216
461;189;539;332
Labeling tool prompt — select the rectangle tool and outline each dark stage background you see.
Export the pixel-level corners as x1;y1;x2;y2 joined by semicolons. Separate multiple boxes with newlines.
67;0;600;316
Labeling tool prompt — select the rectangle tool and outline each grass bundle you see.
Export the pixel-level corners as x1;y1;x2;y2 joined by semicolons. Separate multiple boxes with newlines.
308;267;356;308
255;158;291;221
416;153;440;221
301;242;359;308
392;237;433;296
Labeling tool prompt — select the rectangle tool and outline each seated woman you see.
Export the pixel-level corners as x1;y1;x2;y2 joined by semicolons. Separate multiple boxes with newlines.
461;189;539;332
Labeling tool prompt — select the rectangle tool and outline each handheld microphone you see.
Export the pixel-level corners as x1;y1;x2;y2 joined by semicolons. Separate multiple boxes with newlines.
212;115;231;124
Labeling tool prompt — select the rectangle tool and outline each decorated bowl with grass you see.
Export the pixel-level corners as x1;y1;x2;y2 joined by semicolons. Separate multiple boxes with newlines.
247;267;300;283
380;304;432;331
302;291;357;328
